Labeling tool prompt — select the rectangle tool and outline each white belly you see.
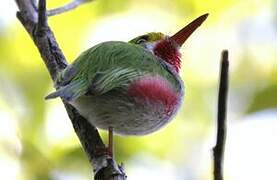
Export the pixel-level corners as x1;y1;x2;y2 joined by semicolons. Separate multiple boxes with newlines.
70;90;182;135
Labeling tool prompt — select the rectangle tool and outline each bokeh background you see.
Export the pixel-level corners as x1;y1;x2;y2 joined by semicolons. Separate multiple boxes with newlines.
1;0;277;179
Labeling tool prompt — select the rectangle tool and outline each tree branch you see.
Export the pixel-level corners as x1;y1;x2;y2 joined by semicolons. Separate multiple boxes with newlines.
47;0;94;16
15;0;38;22
213;50;229;180
15;0;126;179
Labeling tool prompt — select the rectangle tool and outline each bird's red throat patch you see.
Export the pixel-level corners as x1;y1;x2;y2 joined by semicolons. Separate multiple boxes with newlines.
153;39;181;73
128;76;178;114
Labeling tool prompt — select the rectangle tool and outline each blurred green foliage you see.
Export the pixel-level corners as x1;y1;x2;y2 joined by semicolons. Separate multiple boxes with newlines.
0;0;276;179
247;84;277;113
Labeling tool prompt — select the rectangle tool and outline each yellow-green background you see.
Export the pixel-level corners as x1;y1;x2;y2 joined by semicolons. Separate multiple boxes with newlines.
1;0;277;179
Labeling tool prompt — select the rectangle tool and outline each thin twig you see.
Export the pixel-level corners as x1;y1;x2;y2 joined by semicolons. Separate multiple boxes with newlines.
213;50;229;180
36;0;47;35
47;0;94;16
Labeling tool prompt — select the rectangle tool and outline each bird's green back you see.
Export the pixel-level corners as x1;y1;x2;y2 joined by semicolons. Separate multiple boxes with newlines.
46;41;181;101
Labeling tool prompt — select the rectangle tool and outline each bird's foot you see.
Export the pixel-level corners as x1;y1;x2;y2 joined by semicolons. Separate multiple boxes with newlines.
94;127;114;158
108;127;114;158
94;146;112;158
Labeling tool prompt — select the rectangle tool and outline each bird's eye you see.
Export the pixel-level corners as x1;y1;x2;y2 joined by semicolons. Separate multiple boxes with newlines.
136;38;147;44
136;35;149;44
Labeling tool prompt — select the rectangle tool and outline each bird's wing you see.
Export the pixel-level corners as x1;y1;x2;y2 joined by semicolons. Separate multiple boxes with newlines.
91;67;140;94
45;49;91;101
45;41;159;101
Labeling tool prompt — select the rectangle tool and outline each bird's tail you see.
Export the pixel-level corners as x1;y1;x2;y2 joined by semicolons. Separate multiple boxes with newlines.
45;80;87;102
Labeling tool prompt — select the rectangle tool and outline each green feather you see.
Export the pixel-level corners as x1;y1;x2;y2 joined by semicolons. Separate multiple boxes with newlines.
46;41;181;101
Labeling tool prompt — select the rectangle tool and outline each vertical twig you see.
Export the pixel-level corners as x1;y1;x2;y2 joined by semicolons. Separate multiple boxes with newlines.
37;0;47;32
213;50;229;180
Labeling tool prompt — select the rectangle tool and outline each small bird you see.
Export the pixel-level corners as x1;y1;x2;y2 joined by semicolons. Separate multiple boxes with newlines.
46;14;208;157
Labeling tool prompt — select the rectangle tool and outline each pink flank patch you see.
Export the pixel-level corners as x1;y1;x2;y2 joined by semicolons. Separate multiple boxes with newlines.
128;77;178;113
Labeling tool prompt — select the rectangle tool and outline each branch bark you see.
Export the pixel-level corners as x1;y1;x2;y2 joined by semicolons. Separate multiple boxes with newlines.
213;50;229;180
15;0;126;179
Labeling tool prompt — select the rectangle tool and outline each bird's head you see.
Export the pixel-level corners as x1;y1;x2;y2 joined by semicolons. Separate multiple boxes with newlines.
129;13;208;73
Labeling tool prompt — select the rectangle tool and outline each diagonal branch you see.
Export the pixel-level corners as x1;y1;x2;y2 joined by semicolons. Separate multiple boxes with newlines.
213;50;229;180
47;0;94;16
15;0;38;22
15;0;126;179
